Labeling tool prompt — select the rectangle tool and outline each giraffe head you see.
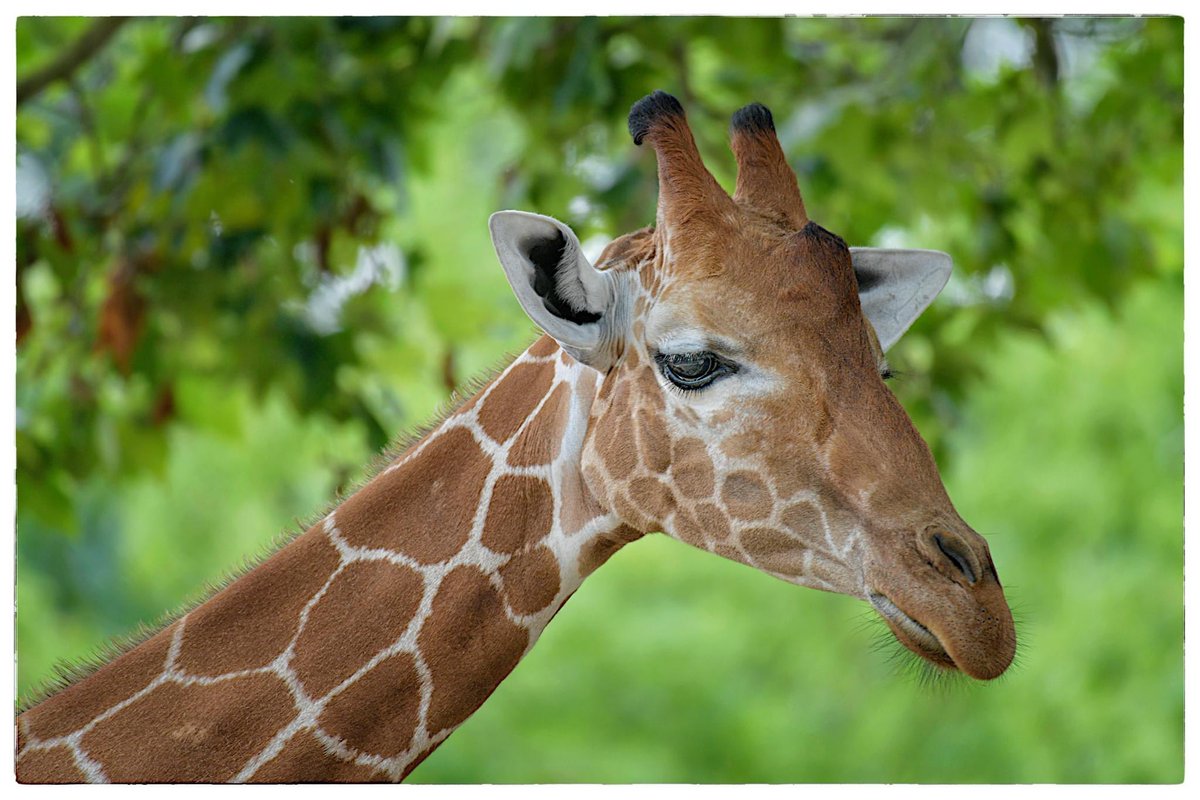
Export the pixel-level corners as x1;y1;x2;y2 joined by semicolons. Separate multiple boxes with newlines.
489;92;1016;680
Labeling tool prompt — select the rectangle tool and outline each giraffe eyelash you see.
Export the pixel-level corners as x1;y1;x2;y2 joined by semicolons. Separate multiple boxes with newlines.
654;351;738;393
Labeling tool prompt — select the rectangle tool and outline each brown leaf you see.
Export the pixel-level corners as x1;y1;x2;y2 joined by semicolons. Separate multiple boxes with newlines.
95;259;146;375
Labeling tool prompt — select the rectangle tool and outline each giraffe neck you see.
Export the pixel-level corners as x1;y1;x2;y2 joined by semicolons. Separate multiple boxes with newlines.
16;336;638;783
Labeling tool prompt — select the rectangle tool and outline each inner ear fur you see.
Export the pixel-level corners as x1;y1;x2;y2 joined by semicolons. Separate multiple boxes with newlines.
525;229;602;325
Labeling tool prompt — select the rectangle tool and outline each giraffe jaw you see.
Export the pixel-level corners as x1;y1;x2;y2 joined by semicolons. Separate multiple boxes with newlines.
867;592;957;672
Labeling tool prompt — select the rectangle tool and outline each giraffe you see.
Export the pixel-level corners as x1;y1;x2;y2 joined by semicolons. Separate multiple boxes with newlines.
15;91;1016;783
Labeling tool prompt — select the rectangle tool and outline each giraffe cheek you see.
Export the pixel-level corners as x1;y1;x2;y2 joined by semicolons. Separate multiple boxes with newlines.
719;429;764;460
635;407;672;473
741;528;810;578
627;476;674;529
666;501;731;550
720;471;772;521
595;408;638;480
781;502;824;538
670;437;715;499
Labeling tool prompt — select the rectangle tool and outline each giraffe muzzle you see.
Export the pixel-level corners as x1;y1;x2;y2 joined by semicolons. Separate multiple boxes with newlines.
864;527;1016;680
868;591;956;671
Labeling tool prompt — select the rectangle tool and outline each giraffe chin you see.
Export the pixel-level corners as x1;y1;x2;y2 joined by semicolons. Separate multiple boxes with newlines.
868;592;959;674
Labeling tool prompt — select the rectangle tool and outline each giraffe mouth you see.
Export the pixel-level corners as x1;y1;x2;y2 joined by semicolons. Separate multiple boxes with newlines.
867;592;956;671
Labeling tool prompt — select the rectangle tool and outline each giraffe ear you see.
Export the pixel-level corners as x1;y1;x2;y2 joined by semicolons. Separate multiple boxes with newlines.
490;210;619;368
849;248;953;352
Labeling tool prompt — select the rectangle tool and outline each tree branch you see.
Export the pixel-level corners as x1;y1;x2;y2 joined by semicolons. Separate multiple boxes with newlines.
1027;18;1061;88
17;17;130;107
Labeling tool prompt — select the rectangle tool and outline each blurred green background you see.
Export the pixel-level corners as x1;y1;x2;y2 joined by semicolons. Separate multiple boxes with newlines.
15;17;1182;783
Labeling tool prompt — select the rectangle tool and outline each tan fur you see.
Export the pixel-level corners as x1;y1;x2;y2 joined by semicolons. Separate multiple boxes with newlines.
176;531;342;677
290;559;424;697
17;334;630;782
12;745;89;783
251;730;389;782
84;674;295;782
21;627;174;741
418;566;529;733
340;427;489;562
477;361;555;442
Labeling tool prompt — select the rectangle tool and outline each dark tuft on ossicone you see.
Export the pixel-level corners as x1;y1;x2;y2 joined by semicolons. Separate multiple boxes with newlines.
800;220;849;252
730;102;776;135
628;90;685;146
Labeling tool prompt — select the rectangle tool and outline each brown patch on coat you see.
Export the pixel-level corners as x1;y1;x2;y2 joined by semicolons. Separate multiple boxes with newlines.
635;406;671;473
596;372;615;401
714;543;744;562
559;466;603;536
82;674;295;782
595;392;638;480
577;539;612;578
499;545;561;614
478;361;555;443
697;503;733;540
578;526;642;577
508;382;570;467
635;368;665;411
721;471;772;521
721;430;764;460
575;364;597;397
741;528;808;576
340;427;489;563
527;334;559;358
177;530;341;676
672;512;707;547
16;745;89;783
673;502;732;545
628;476;674;527
671;437;714;498
782;501;825;537
672;404;701;425
482;475;554;555
420;567;529;734
292;560;424;697
611;491;642;530
250;729;389;783
20;624;173;741
708;408;736;427
318;651;421;758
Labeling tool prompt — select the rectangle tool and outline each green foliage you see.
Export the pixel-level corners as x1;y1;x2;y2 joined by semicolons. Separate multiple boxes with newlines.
16;16;1181;783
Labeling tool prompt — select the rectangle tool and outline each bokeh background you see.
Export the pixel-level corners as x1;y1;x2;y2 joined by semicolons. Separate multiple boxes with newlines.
15;17;1182;783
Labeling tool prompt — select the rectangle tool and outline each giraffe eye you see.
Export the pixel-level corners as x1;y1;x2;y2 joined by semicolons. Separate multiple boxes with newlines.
655;351;736;391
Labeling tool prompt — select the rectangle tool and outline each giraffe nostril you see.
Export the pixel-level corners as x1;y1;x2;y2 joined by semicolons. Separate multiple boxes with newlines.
933;532;977;584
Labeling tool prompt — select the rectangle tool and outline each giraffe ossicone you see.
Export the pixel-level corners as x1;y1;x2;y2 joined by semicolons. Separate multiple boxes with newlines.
16;91;1016;783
